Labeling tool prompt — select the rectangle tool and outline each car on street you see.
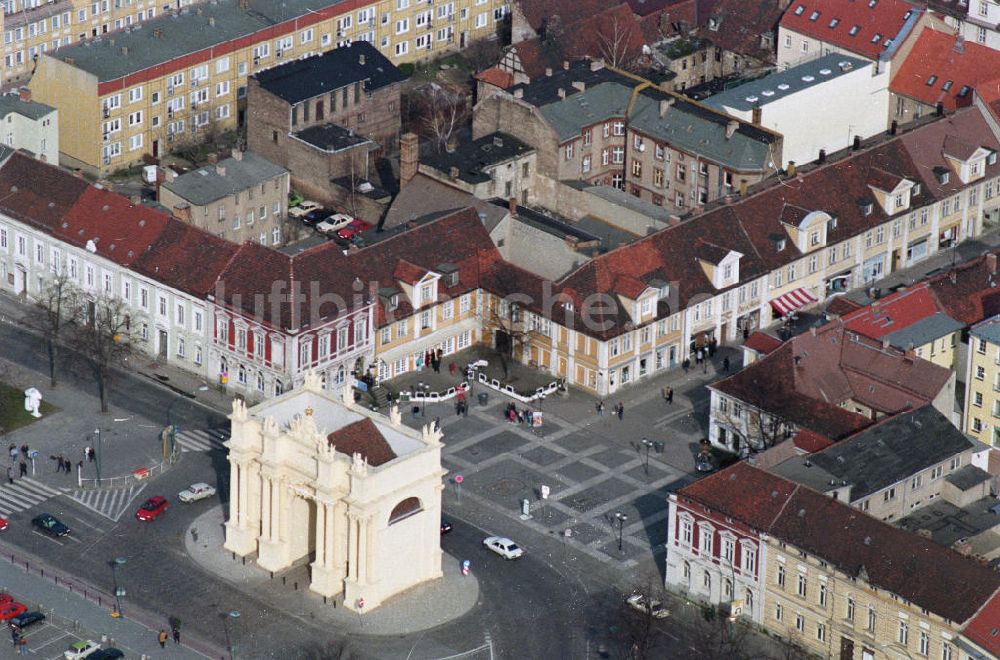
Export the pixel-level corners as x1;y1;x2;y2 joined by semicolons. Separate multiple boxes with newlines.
440;519;453;535
10;610;45;628
335;218;372;240
0;601;27;620
135;495;168;521
32;513;70;537
89;649;125;660
483;536;524;559
0;594;13;606
64;640;102;659
287;200;320;219
178;482;216;503
315;213;354;236
626;593;670;619
0;516;7;531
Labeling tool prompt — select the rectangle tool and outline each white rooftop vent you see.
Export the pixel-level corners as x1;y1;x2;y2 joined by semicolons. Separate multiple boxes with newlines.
761;90;775;96
801;75;815;82
838;60;854;71
85;239;97;253
777;83;790;90
745;95;759;103
819;68;832;75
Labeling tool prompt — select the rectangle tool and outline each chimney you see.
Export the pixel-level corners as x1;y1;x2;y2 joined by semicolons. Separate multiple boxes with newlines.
449;166;460;179
810;326;817;337
882;337;890;350
659;99;670;117
739;180;748;196
935;102;944;117
852;135;861;150
751;107;762;125
889;120;898;136
725;119;738;139
513;88;524;99
231;148;243;161
206;152;218;164
545;67;553;77
492;135;503;148
359;54;366;66
904;347;916;362
818;149;826;163
399;132;419;187
572;81;585;92
215;164;226;177
557;88;566;99
17;87;30;103
172;204;192;222
786;161;796;177
562;60;569;70
988;253;998;276
120;46;129;55
509;197;517;215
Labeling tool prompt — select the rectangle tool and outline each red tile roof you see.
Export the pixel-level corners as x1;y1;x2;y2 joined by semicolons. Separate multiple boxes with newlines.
891;27;1000;111
927;251;1000;325
59;186;170;267
780;0;920;61
474;66;515;89
963;590;1000;657
131;219;239;298
840;282;941;339
0;152;90;233
743;331;783;355
792;428;834;452
975;76;1000;124
680;463;1000;623
326;418;397;466
825;295;864;316
699;0;785;61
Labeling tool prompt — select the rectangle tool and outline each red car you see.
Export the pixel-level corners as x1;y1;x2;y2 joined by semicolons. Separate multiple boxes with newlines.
0;594;13;607
135;496;168;521
0;516;7;531
0;601;27;621
336;219;371;240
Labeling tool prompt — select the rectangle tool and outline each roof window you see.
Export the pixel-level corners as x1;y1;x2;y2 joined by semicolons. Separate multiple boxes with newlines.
809;10;820;20
942;80;953;92
958;85;971;97
868;0;877;7
849;25;860;36
777;83;790;90
801;75;815;82
794;5;805;15
871;33;881;43
926;75;937;86
829;18;840;28
819;68;831;75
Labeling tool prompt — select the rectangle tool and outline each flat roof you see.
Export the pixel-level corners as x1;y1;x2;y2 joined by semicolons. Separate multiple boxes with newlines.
422;132;533;184
47;0;348;83
293;123;374;153
704;53;871;112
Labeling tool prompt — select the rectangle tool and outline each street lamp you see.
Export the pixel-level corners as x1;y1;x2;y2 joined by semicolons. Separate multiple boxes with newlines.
642;437;654;475
224;610;241;660
614;511;628;553
111;556;127;617
94;428;103;486
417;382;430;417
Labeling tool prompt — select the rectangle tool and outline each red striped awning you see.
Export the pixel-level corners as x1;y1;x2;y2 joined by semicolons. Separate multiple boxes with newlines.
770;287;817;317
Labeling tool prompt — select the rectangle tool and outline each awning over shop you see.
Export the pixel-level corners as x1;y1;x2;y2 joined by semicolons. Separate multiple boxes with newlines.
770;287;817;317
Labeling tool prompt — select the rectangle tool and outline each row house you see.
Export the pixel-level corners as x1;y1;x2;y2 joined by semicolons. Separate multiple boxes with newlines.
965;314;1000;447
918;0;1000;52
667;463;1000;660
27;0;511;175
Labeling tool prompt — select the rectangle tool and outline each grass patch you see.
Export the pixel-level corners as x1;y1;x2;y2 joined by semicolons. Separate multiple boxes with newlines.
0;382;58;434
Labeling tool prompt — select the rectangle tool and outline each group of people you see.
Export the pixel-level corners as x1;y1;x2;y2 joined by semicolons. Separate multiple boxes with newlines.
596;401;626;420
9;623;28;654
5;444;32;484
157;627;181;647
503;402;538;425
418;348;446;374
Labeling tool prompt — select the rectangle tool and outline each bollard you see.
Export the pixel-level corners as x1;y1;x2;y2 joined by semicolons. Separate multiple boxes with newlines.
242;557;246;565
282;576;286;585
323;596;327;604
41;569;44;578
294;581;298;590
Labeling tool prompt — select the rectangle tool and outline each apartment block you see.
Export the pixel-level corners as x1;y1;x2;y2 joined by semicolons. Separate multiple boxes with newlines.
0;87;57;163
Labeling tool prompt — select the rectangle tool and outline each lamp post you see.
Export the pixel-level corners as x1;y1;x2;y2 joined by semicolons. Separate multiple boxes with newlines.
94;428;103;486
111;556;127;617
615;511;628;553
642;437;654;475
417;382;430;417
224;610;241;660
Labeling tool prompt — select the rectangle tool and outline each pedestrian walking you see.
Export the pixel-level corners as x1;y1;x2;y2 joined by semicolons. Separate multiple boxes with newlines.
8;445;17;463
723;357;731;372
682;358;690;374
666;386;674;404
616;402;624;421
54;454;63;472
64;458;72;474
77;460;83;473
6;466;12;485
85;446;93;462
172;627;181;644
158;630;168;648
597;400;605;416
18;637;27;655
18;460;26;478
19;444;28;458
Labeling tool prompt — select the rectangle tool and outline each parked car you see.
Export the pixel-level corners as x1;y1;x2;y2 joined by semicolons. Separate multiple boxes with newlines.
135;495;168;521
0;601;27;621
64;640;102;659
336;219;372;240
287;200;321;219
483;536;524;559
89;649;125;660
301;207;335;226
0;593;14;606
178;482;216;503
10;610;45;628
315;213;354;236
32;513;70;537
440;519;453;535
0;516;7;531
626;593;670;619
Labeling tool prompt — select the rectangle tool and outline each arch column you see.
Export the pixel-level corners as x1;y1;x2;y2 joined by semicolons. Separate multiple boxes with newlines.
223;459;258;555
257;475;290;572
310;499;342;598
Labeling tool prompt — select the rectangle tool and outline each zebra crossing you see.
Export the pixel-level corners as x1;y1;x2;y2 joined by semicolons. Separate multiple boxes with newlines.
0;477;62;516
66;483;146;521
174;428;230;453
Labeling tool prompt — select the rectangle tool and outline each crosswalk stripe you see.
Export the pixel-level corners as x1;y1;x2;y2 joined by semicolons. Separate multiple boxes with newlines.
0;477;60;515
175;428;230;453
65;483;145;521
12;478;61;498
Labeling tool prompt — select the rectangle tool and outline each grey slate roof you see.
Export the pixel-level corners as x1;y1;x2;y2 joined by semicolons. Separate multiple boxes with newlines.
253;41;405;104
0;93;55;121
293;124;374;153
971;314;1000;345
161;151;287;205
898;496;1000;548
945;464;993;491
883;312;964;350
46;0;343;82
422;132;533;184
703;53;871;112
770;405;973;501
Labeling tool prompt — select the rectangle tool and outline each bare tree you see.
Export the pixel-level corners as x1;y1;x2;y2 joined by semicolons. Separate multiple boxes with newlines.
406;83;469;153
464;37;504;73
541;14;566;62
69;294;137;413
596;14;640;71
479;293;530;379
24;272;79;387
713;404;791;456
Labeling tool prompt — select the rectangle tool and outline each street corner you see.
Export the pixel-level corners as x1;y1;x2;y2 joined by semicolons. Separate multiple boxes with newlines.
182;505;270;587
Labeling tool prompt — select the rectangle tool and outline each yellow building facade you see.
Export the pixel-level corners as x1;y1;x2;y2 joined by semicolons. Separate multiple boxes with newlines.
965;315;1000;446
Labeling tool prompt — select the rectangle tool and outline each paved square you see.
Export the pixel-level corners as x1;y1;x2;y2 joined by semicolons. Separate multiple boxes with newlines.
468;458;565;509
531;504;571;528
552;431;608;453
452;431;531;465
563;477;634;513
521;445;566;467
624;462;672;484
553;460;603;483
597;538;648;562
586;448;638;469
562;520;608;546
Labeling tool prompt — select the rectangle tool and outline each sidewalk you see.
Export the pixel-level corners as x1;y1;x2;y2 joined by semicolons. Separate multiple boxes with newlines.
183;506;481;636
0;540;211;658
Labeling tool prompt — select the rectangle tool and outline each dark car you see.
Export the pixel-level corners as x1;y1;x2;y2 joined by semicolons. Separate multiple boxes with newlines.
440;519;453;535
301;208;334;226
90;649;125;660
32;513;69;537
10;610;45;628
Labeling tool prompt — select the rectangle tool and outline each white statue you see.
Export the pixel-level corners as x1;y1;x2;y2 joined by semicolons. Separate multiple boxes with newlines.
388;403;402;428
23;388;42;418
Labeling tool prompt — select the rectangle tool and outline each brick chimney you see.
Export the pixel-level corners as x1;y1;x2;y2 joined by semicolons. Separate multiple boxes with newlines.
987;252;998;276
399;132;419;187
17;87;30;103
508;197;517;214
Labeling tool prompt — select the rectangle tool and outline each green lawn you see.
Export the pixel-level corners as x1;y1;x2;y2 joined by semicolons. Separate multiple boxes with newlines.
0;383;58;434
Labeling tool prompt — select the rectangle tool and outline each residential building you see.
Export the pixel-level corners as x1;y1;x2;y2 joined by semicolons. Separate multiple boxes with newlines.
246;41;406;206
667;463;1000;660
768;405;985;521
704;54;888;170
0;88;58;164
890;25;1000;126
417;131;536;201
709;322;956;455
777;0;924;73
27;0;512;175
964;313;1000;447
158;150;289;247
918;0;1000;51
688;0;789;80
225;375;444;612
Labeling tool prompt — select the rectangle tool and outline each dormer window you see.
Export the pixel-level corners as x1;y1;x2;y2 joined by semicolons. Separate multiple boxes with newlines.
810;231;820;246
776;238;787;251
388;294;399;310
934;167;950;185
708;16;720;30
723;263;733;280
420;283;435;305
794;5;805;15
894;193;905;209
858;198;874;216
989;151;998;165
912;183;921;195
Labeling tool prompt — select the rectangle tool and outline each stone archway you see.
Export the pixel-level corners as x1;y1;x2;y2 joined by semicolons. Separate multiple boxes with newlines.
388;496;423;525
